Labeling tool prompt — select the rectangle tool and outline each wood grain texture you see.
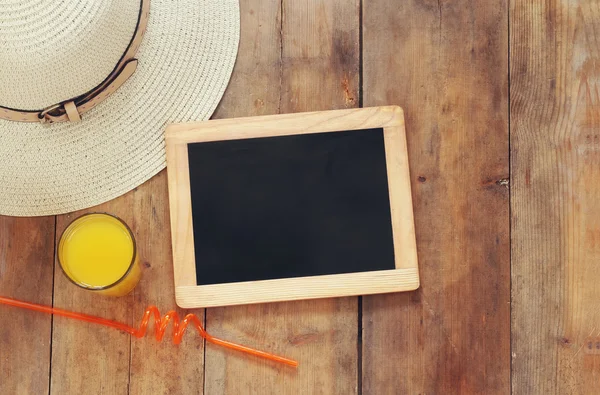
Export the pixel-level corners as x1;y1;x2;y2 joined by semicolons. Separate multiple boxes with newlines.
204;0;360;393
511;0;600;393
51;204;134;394
166;141;196;287
50;172;204;394
167;106;403;142
128;172;204;394
177;268;419;308
9;0;600;392
384;122;419;270
0;217;54;395
362;0;510;394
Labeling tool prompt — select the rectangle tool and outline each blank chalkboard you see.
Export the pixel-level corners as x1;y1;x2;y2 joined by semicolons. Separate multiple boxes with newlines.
166;107;419;308
188;128;395;286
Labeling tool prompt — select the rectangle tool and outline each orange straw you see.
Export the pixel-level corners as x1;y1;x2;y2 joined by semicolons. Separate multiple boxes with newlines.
0;295;298;367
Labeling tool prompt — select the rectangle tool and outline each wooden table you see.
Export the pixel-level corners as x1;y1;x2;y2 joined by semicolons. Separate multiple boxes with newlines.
1;1;598;393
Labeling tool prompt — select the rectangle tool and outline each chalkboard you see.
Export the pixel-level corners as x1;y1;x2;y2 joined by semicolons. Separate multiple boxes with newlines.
188;128;395;286
166;107;419;308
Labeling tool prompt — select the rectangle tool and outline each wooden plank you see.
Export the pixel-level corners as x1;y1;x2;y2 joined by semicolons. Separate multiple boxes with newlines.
0;216;54;395
50;172;203;394
511;1;600;393
362;1;510;394
128;172;205;394
204;0;360;393
51;204;133;394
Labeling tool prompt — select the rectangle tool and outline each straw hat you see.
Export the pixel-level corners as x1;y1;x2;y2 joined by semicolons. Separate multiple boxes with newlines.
0;0;239;216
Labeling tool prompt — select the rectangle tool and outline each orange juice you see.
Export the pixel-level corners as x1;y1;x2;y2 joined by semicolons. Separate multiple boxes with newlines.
58;213;141;296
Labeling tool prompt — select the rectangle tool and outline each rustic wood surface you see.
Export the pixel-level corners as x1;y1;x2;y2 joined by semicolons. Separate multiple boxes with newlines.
511;0;600;393
361;0;511;393
0;0;598;394
0;217;54;394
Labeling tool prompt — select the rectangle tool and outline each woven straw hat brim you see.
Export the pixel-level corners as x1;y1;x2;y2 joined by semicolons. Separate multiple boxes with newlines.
0;0;239;216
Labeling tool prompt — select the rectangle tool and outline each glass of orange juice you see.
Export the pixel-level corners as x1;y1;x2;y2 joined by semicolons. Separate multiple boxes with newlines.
58;213;141;296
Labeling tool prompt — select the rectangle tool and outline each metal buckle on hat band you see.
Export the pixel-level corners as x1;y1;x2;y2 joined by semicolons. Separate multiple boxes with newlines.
38;103;65;124
0;0;149;124
35;58;138;124
38;101;82;123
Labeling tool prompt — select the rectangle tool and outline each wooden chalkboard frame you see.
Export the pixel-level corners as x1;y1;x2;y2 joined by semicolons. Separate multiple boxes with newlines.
165;106;419;308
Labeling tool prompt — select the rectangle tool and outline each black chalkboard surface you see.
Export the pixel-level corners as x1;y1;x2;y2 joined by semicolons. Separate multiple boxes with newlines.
166;107;419;308
188;128;396;286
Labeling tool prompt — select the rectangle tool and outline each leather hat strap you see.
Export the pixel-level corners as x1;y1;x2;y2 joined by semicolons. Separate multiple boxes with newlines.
0;0;150;124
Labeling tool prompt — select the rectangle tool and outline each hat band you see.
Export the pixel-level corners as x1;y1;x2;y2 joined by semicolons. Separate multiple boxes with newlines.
0;0;150;124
